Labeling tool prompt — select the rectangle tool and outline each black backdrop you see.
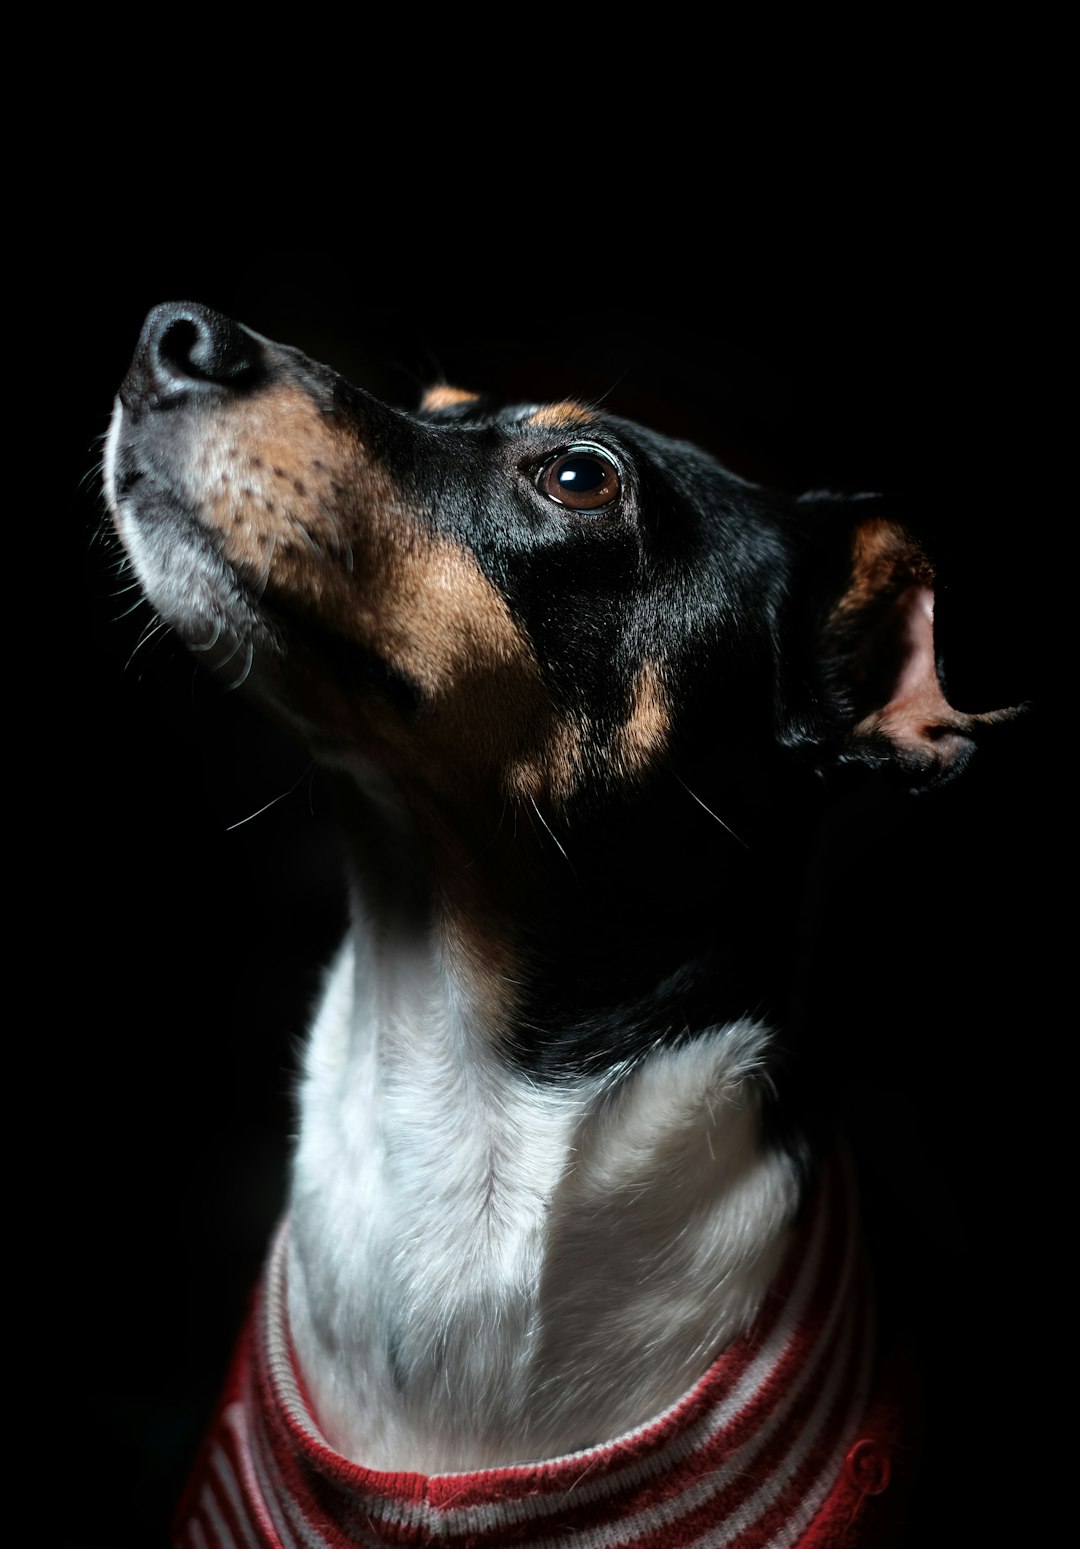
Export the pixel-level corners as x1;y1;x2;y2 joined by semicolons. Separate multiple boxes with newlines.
57;240;1047;1545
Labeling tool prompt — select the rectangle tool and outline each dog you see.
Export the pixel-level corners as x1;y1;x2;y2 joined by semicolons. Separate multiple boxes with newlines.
104;302;1012;1547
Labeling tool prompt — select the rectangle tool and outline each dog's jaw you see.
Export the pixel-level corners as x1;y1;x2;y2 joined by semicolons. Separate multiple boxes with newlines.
104;388;283;698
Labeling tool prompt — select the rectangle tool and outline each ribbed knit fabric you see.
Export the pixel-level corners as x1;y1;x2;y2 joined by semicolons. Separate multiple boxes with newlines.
173;1158;910;1547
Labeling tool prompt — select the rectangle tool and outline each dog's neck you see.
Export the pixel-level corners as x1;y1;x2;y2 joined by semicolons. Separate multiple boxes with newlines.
286;764;800;1473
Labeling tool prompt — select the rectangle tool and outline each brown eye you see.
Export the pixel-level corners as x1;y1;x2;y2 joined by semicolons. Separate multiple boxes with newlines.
536;446;622;512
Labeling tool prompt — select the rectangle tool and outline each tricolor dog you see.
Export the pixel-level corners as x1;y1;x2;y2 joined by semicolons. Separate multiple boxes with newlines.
105;303;1010;1547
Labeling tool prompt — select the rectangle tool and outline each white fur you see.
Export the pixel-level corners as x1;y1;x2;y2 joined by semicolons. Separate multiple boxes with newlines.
104;399;277;690
288;776;800;1473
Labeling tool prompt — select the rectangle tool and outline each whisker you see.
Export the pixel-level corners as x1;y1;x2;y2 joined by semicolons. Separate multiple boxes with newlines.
289;514;324;559
675;775;749;848
226;762;316;832
251;531;277;601
225;638;255;691
113;589;150;620
527;796;574;871
124;616;168;670
190;617;223;654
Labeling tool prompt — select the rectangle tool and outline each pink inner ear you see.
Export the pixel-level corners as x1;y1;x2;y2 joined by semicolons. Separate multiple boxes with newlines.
885;585;945;721
857;583;969;756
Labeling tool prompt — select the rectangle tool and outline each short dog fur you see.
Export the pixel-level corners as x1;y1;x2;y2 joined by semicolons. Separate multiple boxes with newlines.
105;304;1010;1546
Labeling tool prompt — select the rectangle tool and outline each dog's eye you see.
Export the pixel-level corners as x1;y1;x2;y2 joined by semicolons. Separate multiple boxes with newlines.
536;446;621;512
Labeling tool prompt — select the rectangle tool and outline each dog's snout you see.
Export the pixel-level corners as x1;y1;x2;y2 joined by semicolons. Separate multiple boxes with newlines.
122;301;264;407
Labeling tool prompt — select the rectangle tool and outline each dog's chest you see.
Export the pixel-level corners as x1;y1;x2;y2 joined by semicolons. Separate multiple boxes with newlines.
285;934;800;1473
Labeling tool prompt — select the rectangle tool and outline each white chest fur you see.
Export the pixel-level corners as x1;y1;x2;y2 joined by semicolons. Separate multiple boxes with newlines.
287;921;799;1474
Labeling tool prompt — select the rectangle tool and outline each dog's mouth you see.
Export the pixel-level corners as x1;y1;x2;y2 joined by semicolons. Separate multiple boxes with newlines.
106;407;426;760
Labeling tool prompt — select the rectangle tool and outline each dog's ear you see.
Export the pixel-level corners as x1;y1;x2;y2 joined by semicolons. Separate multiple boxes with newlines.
801;505;1021;784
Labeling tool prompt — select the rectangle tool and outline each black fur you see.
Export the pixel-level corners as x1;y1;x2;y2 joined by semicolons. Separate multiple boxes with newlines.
111;301;1013;1110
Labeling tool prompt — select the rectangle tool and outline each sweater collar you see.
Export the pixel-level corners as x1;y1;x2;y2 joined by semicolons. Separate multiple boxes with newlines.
182;1156;875;1547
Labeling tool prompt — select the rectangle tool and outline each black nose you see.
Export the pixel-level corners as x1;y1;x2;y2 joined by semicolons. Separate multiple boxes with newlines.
121;301;264;406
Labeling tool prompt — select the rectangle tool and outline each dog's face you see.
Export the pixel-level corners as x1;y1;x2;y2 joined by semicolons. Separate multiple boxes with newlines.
104;306;787;818
106;303;995;831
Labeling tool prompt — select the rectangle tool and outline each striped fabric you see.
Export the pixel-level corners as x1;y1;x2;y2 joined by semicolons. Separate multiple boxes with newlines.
173;1159;907;1547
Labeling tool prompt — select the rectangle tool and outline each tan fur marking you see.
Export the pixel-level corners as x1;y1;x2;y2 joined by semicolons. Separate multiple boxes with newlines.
523;402;593;432
615;661;671;776
420;385;480;412
506;714;586;805
197;386;347;559
437;897;521;1041
354;539;536;695
831;516;935;622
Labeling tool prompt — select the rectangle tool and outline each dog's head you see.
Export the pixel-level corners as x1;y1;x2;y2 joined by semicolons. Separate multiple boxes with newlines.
105;302;1010;829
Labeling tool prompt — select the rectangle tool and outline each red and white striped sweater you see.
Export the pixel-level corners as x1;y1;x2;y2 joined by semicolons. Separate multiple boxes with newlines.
173;1160;910;1547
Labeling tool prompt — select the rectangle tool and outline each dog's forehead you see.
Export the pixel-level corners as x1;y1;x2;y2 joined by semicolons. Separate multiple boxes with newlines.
420;390;682;456
412;391;752;519
419;388;594;435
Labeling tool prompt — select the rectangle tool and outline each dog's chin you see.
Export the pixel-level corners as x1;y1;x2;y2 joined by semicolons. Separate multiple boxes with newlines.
107;399;285;696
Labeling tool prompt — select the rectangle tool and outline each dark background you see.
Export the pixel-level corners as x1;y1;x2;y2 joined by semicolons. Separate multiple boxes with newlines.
57;226;1048;1544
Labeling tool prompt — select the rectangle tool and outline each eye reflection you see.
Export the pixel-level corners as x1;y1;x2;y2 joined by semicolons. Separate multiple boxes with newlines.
537;447;621;512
